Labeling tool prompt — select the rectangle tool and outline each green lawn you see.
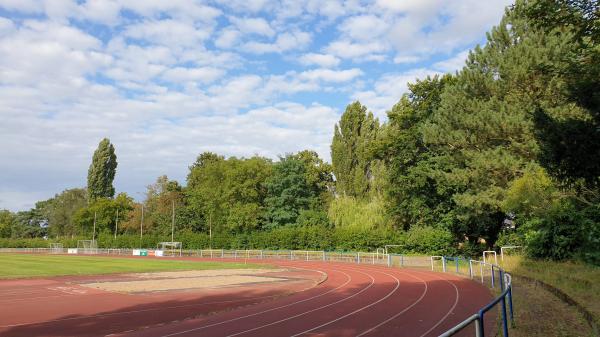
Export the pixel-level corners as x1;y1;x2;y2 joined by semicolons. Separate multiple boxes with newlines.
0;253;268;279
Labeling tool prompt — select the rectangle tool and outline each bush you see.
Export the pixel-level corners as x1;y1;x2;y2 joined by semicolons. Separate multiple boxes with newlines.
0;226;460;255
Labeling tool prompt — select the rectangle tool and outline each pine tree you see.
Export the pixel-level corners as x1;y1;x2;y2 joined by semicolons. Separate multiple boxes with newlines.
87;138;118;201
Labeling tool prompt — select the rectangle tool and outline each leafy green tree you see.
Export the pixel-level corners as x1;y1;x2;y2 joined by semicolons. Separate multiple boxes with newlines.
289;150;334;208
39;188;87;237
73;193;134;237
264;156;314;227
87;138;118;201
381;75;457;230
331;101;381;198
186;153;272;233
0;210;14;238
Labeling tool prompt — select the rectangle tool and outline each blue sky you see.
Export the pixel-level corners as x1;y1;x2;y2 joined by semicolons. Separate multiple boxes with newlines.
0;0;513;211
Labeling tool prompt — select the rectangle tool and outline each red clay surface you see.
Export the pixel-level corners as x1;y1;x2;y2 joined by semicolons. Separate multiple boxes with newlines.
0;256;495;337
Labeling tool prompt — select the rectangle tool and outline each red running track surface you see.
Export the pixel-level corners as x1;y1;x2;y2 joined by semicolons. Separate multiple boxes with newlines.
0;257;495;337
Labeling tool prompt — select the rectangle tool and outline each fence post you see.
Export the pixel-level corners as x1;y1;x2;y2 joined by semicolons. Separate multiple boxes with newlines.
401;255;404;267
323;251;326;261
480;263;484;283
387;254;391;267
491;265;495;288
474;317;483;337
442;256;447;272
357;252;360;264
508;285;515;327
290;250;293;260
469;260;473;278
477;310;485;337
501;297;509;337
234;250;237;259
306;251;309;261
221;249;224;258
455;257;459;273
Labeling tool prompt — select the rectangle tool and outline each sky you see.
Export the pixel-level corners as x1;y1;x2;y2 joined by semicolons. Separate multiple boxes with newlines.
0;0;513;212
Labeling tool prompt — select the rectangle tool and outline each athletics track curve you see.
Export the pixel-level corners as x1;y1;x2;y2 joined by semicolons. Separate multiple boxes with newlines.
0;257;494;337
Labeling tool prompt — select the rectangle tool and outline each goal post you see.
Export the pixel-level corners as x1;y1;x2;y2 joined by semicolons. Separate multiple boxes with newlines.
157;242;182;257
77;240;98;254
500;245;523;261
49;243;63;254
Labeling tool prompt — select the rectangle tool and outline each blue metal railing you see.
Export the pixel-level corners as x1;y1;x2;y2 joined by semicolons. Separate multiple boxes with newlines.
438;256;514;337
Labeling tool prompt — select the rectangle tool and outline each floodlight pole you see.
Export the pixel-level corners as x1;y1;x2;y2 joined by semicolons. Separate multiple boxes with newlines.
171;200;175;243
115;208;119;239
92;211;97;241
140;204;144;248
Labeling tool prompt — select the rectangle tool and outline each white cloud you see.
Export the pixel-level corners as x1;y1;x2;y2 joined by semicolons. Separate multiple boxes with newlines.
161;67;225;84
299;53;340;68
299;68;362;83
433;49;470;72
338;15;389;41
123;20;211;48
325;40;388;61
353;68;440;119
229;17;275;37
244;30;311;53
215;27;241;49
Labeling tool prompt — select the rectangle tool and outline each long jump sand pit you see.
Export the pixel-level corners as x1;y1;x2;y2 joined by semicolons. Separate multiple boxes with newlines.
81;268;291;293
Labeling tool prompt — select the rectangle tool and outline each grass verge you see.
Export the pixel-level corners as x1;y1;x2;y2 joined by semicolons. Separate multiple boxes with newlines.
0;253;268;279
501;255;599;336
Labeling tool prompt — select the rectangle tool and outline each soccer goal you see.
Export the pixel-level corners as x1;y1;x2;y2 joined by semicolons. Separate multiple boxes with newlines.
157;242;182;257
49;243;63;254
77;240;98;254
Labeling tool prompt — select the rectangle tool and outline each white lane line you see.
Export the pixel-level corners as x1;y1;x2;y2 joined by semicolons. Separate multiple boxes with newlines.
355;269;429;337
159;268;353;337
227;268;377;337
290;269;400;337
417;274;460;337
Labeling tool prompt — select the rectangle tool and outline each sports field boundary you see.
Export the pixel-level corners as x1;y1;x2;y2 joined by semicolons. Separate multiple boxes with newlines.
0;247;514;336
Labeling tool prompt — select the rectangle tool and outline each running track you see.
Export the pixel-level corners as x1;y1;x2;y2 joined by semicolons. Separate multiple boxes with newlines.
0;257;494;337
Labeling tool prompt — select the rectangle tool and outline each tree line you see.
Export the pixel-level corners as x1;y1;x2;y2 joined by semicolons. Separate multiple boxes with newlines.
1;0;598;263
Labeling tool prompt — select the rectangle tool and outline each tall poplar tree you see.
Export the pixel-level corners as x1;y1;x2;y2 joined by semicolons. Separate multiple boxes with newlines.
331;101;380;198
87;138;118;201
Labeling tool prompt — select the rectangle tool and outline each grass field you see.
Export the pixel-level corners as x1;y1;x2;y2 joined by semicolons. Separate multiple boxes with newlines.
0;253;268;279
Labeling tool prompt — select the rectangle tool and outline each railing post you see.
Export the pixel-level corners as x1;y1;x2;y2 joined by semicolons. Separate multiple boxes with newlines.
501;297;509;337
221;249;224;258
401;255;404;267
491;265;495;288
322;251;326;261
475;317;483;337
260;250;264;259
469;260;473;278
508;285;515;327
387;254;391;267
442;256;447;272
477;310;485;337
306;251;309;261
456;257;459;273
290;250;293;260
480;262;484;283
234;250;237;259
357;252;360;264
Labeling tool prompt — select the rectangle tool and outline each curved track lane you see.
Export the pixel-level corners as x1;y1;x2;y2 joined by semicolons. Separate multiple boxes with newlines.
114;259;494;337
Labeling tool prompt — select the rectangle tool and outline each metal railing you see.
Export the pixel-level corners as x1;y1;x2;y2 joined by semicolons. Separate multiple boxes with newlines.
438;256;514;337
0;248;512;336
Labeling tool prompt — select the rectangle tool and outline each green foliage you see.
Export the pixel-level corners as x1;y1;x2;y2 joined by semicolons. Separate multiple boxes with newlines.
38;188;87;237
73;193;134;237
0;210;14;238
404;226;456;256
331;101;382;198
265;156;314;227
522;199;600;264
87;138;118;201
503;165;561;220
327;196;389;229
186;153;272;233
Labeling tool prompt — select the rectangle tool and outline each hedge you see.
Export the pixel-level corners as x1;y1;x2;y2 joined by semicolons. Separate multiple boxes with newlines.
0;226;458;255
